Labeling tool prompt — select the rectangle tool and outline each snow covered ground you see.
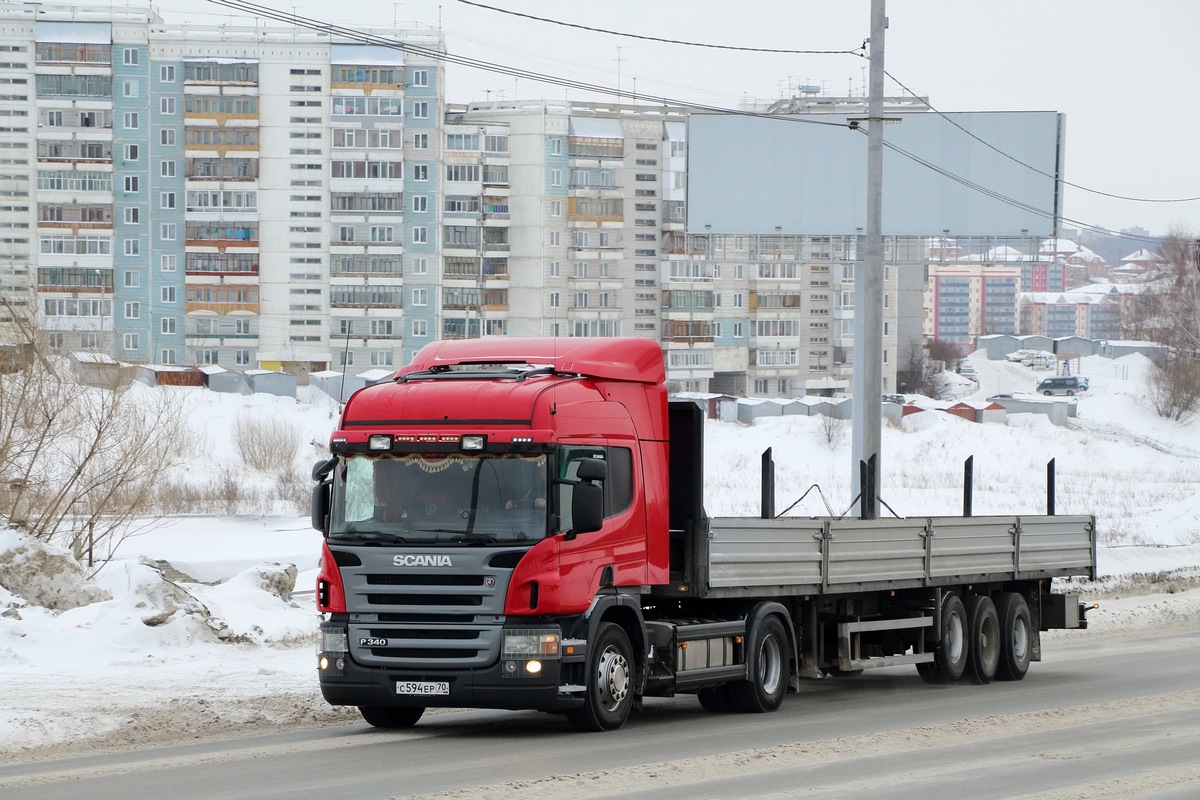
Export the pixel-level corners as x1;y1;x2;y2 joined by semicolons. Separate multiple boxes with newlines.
3;352;1200;761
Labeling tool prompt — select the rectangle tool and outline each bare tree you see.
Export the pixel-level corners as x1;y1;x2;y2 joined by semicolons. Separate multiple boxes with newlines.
0;300;193;566
1146;359;1200;422
1129;228;1200;420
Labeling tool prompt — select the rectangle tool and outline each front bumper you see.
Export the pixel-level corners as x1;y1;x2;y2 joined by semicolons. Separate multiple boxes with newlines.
318;649;583;712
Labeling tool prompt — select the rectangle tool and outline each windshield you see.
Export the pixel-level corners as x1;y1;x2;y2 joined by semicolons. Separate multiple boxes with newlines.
330;452;549;545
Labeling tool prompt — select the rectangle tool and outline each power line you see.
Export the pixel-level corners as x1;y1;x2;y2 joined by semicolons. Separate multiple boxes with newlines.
206;0;848;128
456;0;867;57
884;69;1200;205
208;0;1176;246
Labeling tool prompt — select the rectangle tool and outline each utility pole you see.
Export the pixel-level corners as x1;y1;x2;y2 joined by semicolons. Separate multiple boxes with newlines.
851;0;887;519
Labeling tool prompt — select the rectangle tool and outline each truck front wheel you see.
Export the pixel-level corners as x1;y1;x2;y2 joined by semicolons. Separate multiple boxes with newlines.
567;622;635;732
358;706;424;728
917;592;968;684
729;614;788;713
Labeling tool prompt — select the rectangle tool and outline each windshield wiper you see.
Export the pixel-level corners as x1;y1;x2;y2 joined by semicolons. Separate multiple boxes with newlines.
333;528;408;545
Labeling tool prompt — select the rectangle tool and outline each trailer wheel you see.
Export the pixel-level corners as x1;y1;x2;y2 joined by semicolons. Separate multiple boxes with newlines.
995;592;1032;681
729;615;788;713
567;622;635;732
917;592;968;684
964;595;1001;684
358;706;424;728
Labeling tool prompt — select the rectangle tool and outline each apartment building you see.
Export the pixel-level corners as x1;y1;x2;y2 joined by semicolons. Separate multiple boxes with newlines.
0;4;921;397
925;260;1022;353
0;3;444;377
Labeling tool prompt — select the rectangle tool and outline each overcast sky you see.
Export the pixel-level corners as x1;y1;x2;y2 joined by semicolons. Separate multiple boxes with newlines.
117;0;1200;238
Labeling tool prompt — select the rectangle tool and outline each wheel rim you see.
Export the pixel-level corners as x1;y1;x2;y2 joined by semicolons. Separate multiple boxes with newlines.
1011;614;1029;661
596;646;630;712
758;634;783;695
980;613;1000;665
946;613;965;662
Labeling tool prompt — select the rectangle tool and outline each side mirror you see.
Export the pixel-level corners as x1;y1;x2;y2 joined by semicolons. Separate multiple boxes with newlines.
312;457;337;481
566;482;603;539
564;458;606;540
312;480;331;534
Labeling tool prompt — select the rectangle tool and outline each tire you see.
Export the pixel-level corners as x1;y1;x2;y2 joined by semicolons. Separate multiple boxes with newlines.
917;592;968;684
566;622;635;732
728;615;789;713
696;684;734;713
358;706;425;728
964;595;1001;685
995;592;1032;681
1043;390;1053;396
1066;390;1075;396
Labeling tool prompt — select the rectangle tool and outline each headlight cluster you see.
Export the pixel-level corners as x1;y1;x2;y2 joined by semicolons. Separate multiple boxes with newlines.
502;628;560;679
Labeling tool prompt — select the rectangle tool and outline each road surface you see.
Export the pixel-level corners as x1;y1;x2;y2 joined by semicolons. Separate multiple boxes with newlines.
3;627;1198;800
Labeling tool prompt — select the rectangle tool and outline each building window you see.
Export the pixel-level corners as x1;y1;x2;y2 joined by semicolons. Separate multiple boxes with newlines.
123;333;139;351
412;226;427;244
549;199;562;217
235;350;250;366
124;301;140;319
160;97;175;115
412;101;429;118
161;317;176;335
160;129;176;146
338;225;354;242
160;159;175;177
370;351;393;367
412;288;428;306
160;192;175;209
160;223;176;240
123;111;139;130
161;254;176;271
413;164;428;181
412;195;427;212
549;168;562;187
124;176;139;193
123;48;138;65
160;64;175;82
124;207;139;224
161;286;176;303
550;292;560;308
549;231;560;247
412;319;428;337
123;239;139;256
124;270;139;288
411;69;429;87
371;226;394;243
124;143;139;161
413;132;428;149
550;261;560;277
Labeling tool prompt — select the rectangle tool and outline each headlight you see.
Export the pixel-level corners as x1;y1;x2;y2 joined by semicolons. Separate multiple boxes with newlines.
321;629;348;654
461;434;486;451
368;434;392;451
503;628;560;659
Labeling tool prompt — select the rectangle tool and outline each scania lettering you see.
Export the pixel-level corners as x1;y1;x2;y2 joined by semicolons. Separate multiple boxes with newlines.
392;555;454;567
311;338;1096;732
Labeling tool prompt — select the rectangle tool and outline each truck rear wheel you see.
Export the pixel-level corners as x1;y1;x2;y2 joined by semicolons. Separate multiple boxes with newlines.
729;615;788;713
964;595;1000;684
358;706;424;728
567;622;635;732
917;592;968;684
995;592;1032;681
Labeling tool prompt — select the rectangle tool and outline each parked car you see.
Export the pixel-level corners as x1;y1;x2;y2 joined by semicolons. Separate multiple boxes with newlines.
1036;376;1086;396
1005;349;1038;362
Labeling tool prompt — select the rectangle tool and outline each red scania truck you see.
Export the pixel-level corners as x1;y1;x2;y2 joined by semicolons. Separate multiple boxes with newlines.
311;337;1095;731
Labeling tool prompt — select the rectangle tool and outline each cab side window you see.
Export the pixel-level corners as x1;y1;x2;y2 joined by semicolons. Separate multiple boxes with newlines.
556;446;634;530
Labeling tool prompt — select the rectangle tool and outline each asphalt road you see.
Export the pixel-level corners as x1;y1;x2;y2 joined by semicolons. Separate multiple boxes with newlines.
4;629;1199;800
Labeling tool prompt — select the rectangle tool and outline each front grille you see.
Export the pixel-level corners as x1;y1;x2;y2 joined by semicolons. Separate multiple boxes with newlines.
343;546;521;669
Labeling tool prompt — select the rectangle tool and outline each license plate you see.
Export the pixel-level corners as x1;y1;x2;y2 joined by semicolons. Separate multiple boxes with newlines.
396;681;449;696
